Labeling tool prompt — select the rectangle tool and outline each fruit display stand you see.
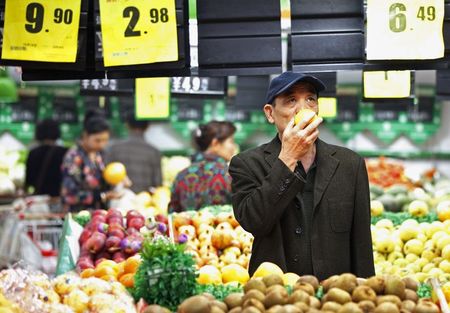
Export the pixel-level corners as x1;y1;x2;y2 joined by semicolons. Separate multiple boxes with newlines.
169;205;253;284
2;205;445;313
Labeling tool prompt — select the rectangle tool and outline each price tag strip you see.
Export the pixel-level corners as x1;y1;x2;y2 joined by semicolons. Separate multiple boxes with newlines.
318;97;337;118
364;71;411;98
366;0;444;60
2;0;81;62
99;0;178;67
135;77;170;120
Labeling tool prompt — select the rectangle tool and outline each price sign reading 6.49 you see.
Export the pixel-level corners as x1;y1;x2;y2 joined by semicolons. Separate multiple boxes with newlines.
2;0;81;62
99;0;178;67
366;0;444;60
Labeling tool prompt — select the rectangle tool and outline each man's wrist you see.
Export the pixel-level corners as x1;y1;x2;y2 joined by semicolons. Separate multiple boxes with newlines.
278;153;297;172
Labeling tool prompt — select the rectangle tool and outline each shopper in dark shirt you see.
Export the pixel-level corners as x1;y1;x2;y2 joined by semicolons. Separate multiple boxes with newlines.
25;119;67;197
105;112;162;193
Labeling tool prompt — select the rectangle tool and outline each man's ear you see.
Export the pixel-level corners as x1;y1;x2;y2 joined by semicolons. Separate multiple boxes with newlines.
263;104;275;124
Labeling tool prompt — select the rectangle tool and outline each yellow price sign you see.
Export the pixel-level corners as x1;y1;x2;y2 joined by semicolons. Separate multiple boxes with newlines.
366;0;444;60
135;77;170;119
364;71;411;98
99;0;178;67
2;0;81;62
318;97;337;118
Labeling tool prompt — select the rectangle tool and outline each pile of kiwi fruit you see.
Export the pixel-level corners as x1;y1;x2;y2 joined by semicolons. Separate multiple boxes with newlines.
320;273;439;313
146;273;440;313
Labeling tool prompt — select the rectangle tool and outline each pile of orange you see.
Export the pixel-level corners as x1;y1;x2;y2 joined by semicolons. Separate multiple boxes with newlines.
80;257;141;288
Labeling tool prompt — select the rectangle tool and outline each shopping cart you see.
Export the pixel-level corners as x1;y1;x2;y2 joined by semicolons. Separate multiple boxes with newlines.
0;201;64;275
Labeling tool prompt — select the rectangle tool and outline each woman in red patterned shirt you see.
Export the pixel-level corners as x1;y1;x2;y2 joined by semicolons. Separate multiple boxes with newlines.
169;121;237;213
61;110;120;212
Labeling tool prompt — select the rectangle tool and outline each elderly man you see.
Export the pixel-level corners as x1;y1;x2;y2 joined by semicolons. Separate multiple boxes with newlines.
228;72;374;280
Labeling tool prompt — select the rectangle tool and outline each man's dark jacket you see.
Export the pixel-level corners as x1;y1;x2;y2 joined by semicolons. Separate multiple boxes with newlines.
228;136;375;281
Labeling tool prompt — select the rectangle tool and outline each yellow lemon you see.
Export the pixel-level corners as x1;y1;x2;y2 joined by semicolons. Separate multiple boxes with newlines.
197;265;222;285
221;264;250;284
253;262;284;278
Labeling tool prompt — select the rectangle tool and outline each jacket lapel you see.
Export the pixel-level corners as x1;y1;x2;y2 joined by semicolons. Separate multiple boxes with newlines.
313;139;339;212
264;135;282;168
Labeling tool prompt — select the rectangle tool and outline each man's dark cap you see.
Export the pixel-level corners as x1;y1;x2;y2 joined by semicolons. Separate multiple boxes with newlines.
265;71;326;104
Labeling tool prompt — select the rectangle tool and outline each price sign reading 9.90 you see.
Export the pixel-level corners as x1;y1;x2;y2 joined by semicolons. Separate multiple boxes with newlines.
366;0;444;60
2;0;81;62
99;0;178;67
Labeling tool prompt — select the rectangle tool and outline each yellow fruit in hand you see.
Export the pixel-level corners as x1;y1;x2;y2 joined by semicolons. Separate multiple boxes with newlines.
221;264;250;284
253;262;284;278
294;109;318;127
103;162;127;185
282;272;300;286
197;265;222;285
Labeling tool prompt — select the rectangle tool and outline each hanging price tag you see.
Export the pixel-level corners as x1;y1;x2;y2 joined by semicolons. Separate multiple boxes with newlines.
318;97;337;118
366;0;444;60
99;0;178;67
135;78;170;119
364;71;411;98
2;0;81;62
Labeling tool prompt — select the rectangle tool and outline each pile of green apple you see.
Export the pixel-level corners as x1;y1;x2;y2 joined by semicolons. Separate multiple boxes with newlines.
372;216;450;283
370;176;450;215
371;198;432;219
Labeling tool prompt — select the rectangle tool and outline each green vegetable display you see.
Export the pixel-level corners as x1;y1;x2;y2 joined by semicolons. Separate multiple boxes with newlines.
195;284;243;301
130;237;197;311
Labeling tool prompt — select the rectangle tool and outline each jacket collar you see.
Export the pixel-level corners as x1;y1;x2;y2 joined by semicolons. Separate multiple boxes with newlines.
313;139;339;210
263;135;282;166
263;135;340;211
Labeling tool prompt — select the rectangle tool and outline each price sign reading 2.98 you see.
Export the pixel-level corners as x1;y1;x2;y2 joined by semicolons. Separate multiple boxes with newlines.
2;0;81;62
366;0;444;60
123;6;169;37
99;0;178;67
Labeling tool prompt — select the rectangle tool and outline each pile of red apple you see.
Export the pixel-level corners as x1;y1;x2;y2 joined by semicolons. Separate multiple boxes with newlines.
172;209;254;270
77;208;147;270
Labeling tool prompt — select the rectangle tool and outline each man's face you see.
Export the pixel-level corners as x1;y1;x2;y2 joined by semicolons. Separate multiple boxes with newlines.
263;82;318;135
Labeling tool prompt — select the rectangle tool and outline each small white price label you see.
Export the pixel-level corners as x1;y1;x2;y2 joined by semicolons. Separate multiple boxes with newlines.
364;71;411;98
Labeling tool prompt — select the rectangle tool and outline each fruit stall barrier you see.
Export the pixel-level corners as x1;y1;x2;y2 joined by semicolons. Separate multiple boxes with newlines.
2;236;449;313
42;204;450;311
